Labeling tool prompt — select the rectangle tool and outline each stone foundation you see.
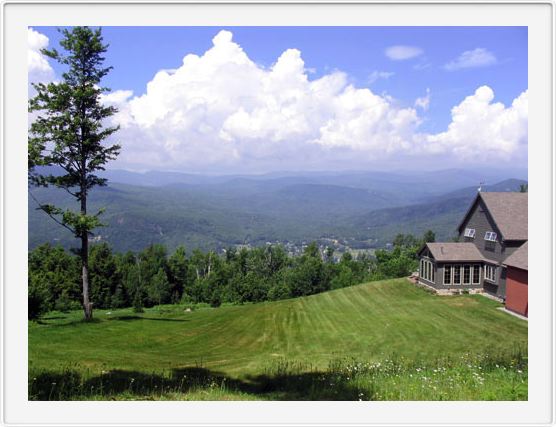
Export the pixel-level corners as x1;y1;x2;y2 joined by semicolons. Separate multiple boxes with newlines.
414;279;484;296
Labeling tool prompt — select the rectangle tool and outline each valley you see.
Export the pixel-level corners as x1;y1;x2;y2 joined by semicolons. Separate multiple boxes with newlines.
28;168;527;253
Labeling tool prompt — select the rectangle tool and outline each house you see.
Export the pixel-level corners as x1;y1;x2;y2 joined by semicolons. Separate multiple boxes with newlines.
417;192;528;309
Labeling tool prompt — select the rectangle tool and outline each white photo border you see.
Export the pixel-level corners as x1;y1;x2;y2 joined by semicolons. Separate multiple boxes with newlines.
2;1;554;425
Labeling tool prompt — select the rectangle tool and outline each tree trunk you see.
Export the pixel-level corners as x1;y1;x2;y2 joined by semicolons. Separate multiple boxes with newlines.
81;233;93;321
81;186;93;321
207;252;212;276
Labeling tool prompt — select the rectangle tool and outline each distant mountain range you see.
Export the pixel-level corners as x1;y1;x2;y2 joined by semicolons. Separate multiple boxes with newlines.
345;179;527;245
28;168;527;252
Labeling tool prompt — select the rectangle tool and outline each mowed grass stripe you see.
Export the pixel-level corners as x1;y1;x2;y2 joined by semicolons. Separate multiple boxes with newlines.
29;279;527;377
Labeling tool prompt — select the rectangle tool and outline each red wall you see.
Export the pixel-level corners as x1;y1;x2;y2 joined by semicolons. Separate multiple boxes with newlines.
505;267;528;317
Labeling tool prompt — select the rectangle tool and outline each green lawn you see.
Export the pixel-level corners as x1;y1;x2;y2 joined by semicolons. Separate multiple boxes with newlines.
29;279;528;400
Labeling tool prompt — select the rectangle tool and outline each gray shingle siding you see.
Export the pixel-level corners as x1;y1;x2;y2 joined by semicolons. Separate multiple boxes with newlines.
456;196;526;297
458;198;505;261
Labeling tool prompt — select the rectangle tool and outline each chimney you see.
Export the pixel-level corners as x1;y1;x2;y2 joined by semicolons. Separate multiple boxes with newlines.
440;246;444;255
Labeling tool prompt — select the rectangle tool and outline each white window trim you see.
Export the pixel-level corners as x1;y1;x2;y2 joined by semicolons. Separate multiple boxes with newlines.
420;258;435;283
472;264;481;285
484;264;497;282
453;265;461;285
464;228;476;238
462;264;471;285
444;264;452;285
484;231;497;242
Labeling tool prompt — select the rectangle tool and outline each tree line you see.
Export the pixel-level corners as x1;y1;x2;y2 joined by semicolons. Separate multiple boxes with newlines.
25;26;437;322
28;231;434;319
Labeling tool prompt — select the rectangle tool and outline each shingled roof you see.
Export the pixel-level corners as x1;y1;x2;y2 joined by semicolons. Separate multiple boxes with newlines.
424;242;485;262
458;192;528;241
503;242;528;270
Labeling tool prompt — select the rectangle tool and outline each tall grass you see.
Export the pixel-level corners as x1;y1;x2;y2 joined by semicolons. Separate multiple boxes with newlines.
29;348;527;401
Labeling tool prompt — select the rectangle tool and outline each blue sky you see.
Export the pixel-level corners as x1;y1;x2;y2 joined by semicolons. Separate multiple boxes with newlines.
29;26;528;173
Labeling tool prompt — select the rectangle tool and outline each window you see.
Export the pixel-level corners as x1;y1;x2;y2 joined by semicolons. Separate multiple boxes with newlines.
453;265;461;284
472;265;481;284
464;228;476;238
485;264;496;282
484;231;497;242
420;259;435;282
444;265;452;285
463;265;471;284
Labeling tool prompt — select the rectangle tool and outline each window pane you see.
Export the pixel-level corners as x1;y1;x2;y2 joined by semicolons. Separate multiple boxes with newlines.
465;228;476;238
454;266;461;284
444;265;451;285
485;265;496;281
473;265;480;283
484;232;497;242
463;265;470;284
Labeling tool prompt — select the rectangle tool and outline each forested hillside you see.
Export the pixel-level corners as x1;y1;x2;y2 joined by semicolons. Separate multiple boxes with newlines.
28;168;527;252
345;179;527;244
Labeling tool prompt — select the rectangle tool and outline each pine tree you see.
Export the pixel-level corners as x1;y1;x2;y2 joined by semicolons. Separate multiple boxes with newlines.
28;27;120;321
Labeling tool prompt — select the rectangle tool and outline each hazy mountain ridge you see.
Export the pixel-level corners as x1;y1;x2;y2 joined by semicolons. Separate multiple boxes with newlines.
28;169;527;252
346;179;528;243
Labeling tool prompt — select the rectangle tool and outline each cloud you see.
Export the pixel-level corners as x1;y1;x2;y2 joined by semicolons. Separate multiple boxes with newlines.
109;30;425;172
444;48;497;71
385;45;423;61
100;89;134;106
368;70;394;84
32;29;523;172
28;28;55;84
414;88;431;111
422;86;528;161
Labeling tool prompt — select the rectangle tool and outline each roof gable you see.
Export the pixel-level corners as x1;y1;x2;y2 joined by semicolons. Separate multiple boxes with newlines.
458;192;527;241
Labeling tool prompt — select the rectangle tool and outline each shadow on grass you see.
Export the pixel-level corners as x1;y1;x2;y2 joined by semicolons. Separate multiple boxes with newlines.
28;365;371;401
107;315;189;323
36;317;103;327
41;315;68;321
40;315;189;327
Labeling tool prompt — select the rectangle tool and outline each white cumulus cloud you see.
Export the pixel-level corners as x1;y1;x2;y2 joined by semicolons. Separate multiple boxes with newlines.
109;30;425;172
100;89;134;106
423;86;528;161
385;45;423;61
444;48;497;71
33;29;525;172
28;27;55;84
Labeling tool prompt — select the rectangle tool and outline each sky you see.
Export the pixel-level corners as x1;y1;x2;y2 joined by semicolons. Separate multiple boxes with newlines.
28;26;528;174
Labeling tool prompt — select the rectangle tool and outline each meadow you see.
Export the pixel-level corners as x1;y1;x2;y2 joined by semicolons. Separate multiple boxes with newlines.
29;279;527;400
